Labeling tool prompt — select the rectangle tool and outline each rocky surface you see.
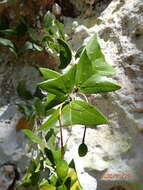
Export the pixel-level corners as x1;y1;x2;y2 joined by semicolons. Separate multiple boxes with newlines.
66;0;112;17
0;0;143;190
63;0;143;190
0;50;58;189
0;163;19;190
0;59;41;169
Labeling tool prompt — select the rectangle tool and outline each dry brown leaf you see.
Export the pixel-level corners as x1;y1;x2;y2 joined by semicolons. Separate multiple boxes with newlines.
16;117;33;131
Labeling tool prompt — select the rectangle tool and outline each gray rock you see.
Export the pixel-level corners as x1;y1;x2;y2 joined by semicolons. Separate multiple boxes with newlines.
67;0;112;17
0;59;42;175
64;0;143;190
0;164;19;190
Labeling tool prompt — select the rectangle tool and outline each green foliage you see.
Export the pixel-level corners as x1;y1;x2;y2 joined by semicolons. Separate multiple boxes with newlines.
0;16;27;39
39;100;108;131
41;11;72;69
75;49;93;86
40;183;56;190
22;129;46;152
18;41;43;55
0;37;17;55
57;38;72;69
56;160;69;180
39;68;61;80
16;12;121;190
20;158;43;188
0;13;71;69
17;80;33;100
79;74;121;94
38;65;76;96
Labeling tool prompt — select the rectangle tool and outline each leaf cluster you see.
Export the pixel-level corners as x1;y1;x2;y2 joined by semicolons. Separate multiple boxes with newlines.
20;129;81;190
0;12;71;69
16;12;121;190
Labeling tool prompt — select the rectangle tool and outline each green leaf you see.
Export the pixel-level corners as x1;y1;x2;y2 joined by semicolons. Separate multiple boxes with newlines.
39;68;61;80
0;29;18;38
38;65;76;96
0;37;17;55
43;35;54;43
57;185;67;190
44;148;55;166
86;35;116;76
45;148;61;166
17;104;33;119
45;129;57;149
56;160;69;180
22;129;45;151
69;160;76;170
45;94;68;110
86;35;103;62
57;38;72;69
34;87;45;99
14;16;28;38
21;159;40;187
45;128;55;142
45;94;56;106
34;97;45;117
0;16;27;39
92;58;116;76
43;11;54;28
55;20;65;39
39;100;108;131
61;100;108;126
18;41;43;54
39;109;59;131
28;28;39;42
64;177;71;189
17;80;33;100
75;49;93;86
79;74;121;94
40;184;56;190
52;150;61;164
49;175;57;186
68;168;81;189
75;45;85;59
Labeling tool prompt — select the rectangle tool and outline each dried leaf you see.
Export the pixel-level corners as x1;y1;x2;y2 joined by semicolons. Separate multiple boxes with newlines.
16;117;33;131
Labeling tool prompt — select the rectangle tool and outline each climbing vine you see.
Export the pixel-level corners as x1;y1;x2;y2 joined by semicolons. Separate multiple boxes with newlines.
0;11;121;190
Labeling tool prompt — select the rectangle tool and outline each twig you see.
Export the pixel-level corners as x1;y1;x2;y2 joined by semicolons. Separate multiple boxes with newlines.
58;107;64;159
82;125;87;143
78;93;88;144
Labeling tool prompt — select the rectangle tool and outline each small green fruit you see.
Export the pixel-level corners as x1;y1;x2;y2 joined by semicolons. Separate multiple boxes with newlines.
78;143;88;157
56;160;69;180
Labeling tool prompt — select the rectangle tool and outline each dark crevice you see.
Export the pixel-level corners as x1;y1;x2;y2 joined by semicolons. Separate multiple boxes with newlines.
55;0;113;18
0;163;20;190
55;0;78;17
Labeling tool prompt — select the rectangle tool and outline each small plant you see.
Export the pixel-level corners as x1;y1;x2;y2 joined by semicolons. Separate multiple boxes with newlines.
0;12;72;70
14;12;121;190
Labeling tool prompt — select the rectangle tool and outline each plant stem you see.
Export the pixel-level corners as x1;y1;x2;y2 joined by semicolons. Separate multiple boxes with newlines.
78;92;89;103
82;125;87;143
78;93;88;144
58;108;64;159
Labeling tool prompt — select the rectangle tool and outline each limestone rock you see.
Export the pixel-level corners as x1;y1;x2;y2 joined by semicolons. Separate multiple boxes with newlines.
64;0;143;190
0;164;19;190
67;0;112;17
0;59;42;178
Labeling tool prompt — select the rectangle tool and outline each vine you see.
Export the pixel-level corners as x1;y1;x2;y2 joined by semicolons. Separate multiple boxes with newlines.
0;11;121;190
